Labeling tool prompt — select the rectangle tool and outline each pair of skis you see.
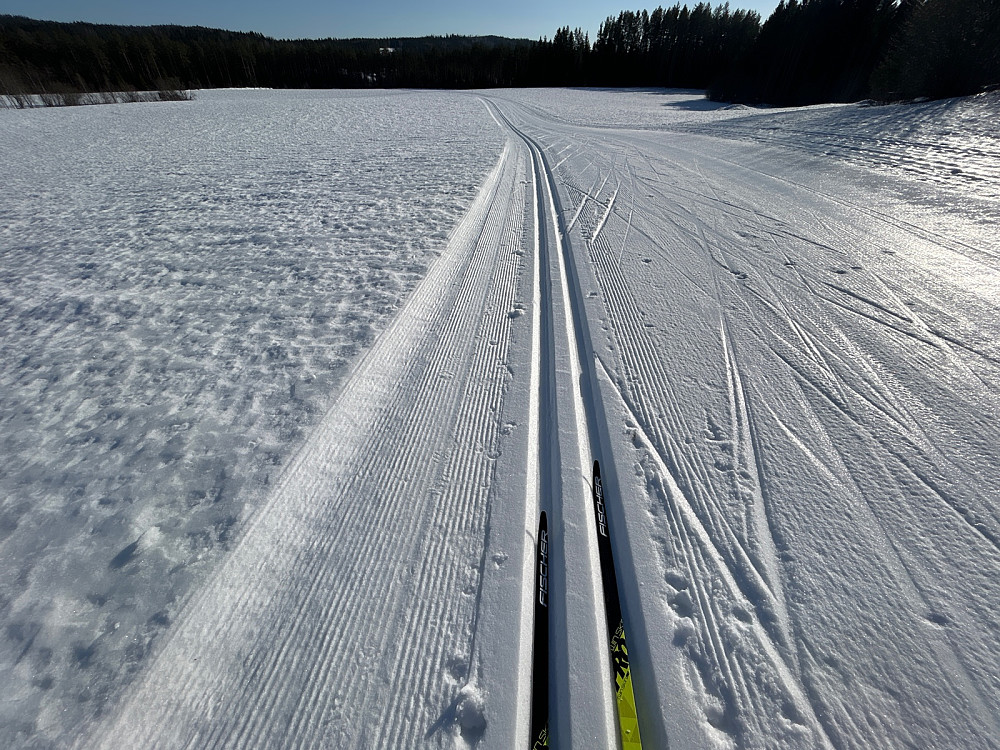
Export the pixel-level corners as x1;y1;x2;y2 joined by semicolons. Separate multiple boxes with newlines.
529;460;643;748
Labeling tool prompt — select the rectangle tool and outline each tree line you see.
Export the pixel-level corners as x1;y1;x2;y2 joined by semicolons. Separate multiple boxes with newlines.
557;0;997;104
0;17;536;96
1;2;997;107
710;0;999;105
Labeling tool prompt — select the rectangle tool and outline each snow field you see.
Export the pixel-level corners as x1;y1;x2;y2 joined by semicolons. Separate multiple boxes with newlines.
78;130;528;749
2;87;999;749
492;88;1000;203
0;89;504;747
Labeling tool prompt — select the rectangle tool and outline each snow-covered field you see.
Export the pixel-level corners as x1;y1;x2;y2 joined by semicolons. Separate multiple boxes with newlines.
2;87;999;749
0;90;505;746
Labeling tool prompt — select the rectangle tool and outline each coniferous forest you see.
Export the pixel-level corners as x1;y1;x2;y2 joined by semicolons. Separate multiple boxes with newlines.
1;0;998;107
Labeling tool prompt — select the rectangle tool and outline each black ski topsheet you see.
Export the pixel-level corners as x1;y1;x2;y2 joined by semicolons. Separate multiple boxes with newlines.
530;511;549;748
592;460;643;749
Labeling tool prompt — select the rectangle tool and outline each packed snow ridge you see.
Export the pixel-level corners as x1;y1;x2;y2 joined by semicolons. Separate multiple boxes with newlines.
1;87;998;749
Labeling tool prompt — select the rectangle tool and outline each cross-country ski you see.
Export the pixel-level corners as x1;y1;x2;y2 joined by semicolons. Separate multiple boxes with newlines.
592;460;643;749
530;511;550;749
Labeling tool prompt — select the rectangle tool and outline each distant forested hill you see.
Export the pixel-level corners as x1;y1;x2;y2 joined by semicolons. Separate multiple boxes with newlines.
0;9;762;97
2;2;998;107
0;16;536;93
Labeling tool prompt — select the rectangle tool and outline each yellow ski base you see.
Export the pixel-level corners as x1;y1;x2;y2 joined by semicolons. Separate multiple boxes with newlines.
531;724;548;749
612;621;643;749
616;666;642;749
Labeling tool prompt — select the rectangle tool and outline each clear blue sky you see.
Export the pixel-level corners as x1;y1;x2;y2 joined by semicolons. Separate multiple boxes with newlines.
0;0;781;41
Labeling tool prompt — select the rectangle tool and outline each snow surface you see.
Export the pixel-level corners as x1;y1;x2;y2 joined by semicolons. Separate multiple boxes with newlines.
0;89;504;746
2;88;999;749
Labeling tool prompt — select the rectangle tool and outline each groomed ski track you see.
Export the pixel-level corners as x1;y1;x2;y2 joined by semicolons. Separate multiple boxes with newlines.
488;101;624;748
76;92;1000;750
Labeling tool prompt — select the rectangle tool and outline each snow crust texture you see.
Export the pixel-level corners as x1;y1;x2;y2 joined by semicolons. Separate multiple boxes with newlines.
0;90;504;747
2;88;999;749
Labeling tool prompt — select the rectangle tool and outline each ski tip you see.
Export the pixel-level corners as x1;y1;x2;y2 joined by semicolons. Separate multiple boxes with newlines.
593;458;601;474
